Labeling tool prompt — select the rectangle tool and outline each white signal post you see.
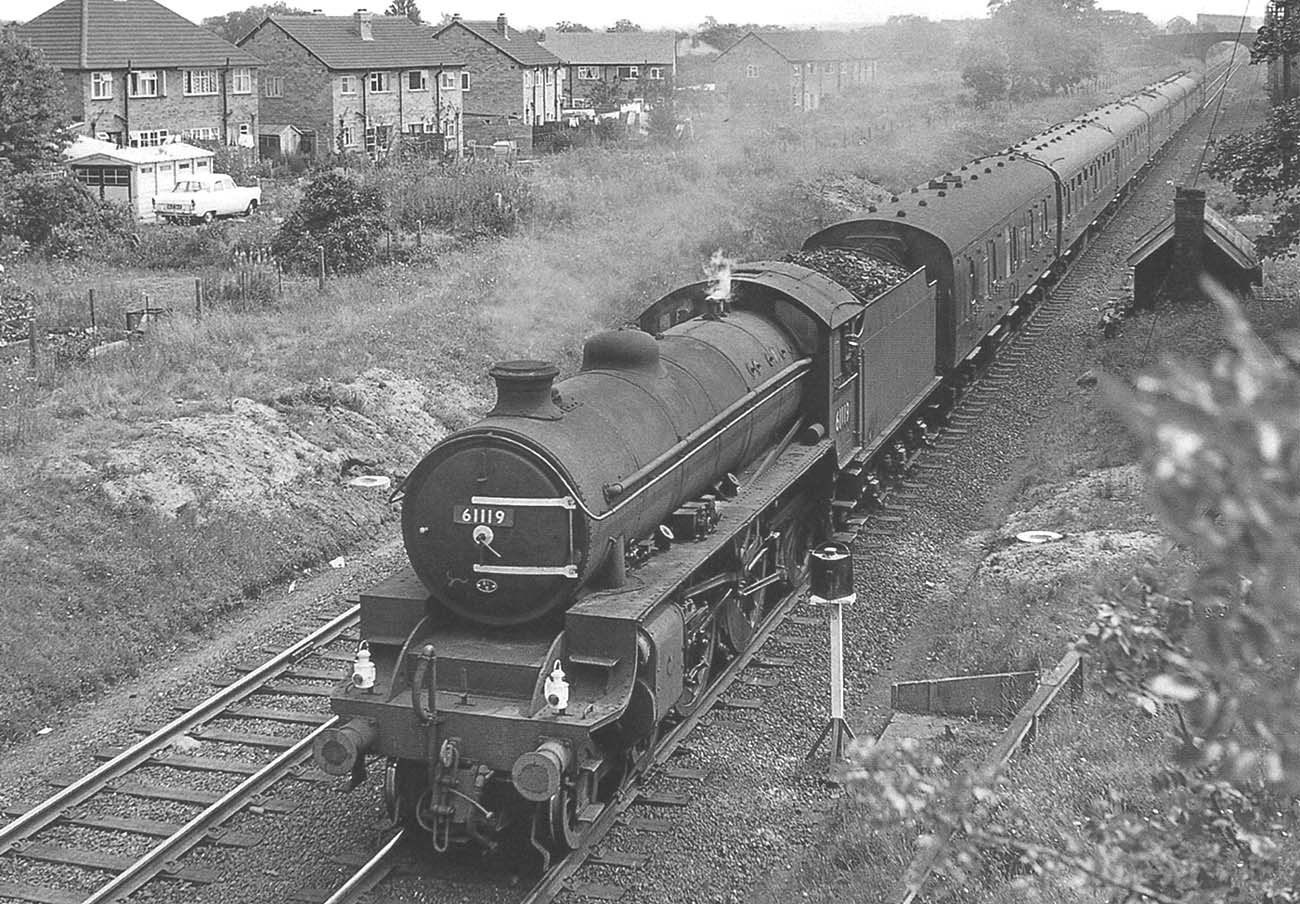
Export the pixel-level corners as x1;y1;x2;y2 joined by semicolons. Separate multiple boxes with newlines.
805;542;857;777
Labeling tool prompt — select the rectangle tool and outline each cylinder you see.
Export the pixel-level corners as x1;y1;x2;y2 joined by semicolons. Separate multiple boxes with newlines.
311;718;378;776
511;738;571;802
809;541;854;602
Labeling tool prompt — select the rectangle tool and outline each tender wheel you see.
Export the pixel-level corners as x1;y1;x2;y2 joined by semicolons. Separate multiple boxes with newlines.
201;210;216;225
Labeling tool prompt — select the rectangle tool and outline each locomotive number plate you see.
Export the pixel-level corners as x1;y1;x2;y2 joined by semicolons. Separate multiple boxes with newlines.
453;505;515;527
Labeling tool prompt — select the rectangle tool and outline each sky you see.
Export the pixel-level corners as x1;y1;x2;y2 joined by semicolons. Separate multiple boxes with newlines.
8;0;1271;32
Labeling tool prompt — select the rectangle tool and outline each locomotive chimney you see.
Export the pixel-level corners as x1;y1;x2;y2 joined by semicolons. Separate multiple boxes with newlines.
488;360;562;420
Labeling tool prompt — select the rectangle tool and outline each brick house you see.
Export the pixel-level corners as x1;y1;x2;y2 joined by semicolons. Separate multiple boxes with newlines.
540;32;676;106
714;31;877;112
16;0;261;148
430;14;561;152
239;12;465;159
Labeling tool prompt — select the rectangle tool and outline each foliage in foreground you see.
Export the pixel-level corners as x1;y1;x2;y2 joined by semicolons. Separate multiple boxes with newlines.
846;285;1300;902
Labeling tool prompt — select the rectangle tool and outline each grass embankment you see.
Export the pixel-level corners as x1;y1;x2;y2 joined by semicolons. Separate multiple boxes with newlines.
0;60;1179;746
768;268;1300;901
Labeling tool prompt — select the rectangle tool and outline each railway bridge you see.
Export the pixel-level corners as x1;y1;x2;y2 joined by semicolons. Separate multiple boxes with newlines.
1148;29;1260;61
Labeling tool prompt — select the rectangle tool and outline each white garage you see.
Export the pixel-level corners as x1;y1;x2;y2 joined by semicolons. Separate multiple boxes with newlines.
63;137;216;220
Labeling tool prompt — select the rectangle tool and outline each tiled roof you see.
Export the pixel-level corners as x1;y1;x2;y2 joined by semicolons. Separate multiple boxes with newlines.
244;15;463;69
435;19;559;66
540;32;676;65
723;30;876;63
17;0;262;69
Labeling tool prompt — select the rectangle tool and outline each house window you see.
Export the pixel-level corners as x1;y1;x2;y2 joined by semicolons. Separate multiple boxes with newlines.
128;128;169;147
616;65;639;79
524;70;532;87
338;126;354;149
128;70;158;97
239;123;251;138
791;87;799;107
745;65;758;79
369;71;391;93
647;66;664;80
74;166;130;187
440;72;457;89
791;64;800;78
577;66;598;80
407;69;428;90
544;69;551;84
340;75;356;94
264;76;284;97
461;72;470;90
184;69;219;96
232;67;252;94
823;62;834;73
183;126;218;141
91;71;113;99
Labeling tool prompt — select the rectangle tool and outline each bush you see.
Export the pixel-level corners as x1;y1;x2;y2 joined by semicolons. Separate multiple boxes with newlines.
0;172;136;259
271;171;387;274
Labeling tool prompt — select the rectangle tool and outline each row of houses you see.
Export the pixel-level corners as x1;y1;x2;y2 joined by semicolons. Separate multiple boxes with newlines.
15;0;880;165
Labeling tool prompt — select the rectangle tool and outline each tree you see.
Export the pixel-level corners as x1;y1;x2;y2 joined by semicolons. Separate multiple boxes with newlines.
696;16;747;52
960;29;1011;104
607;19;642;32
1165;15;1195;33
1252;0;1300;103
1205;99;1300;254
0;27;70;174
881;15;954;66
202;2;310;44
959;0;1100;100
385;0;421;24
553;21;592;32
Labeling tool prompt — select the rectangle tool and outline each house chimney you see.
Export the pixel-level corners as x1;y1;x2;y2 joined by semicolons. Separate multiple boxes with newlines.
1170;185;1206;298
451;12;460;20
355;9;373;40
496;12;508;36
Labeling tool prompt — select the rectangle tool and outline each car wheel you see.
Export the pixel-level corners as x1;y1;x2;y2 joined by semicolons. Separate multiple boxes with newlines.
201;211;216;225
244;200;258;217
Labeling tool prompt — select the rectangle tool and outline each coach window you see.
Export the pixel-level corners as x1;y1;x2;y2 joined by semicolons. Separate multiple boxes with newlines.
968;258;978;305
986;241;996;291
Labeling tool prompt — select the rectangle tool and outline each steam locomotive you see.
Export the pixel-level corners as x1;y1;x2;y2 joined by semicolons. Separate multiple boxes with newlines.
310;69;1208;857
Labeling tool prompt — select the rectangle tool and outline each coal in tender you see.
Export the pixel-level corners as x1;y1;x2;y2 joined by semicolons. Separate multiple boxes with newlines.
784;248;909;302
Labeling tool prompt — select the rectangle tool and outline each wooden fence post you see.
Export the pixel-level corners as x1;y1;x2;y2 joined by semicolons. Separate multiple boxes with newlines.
318;246;326;291
195;277;203;320
28;318;37;370
88;288;96;331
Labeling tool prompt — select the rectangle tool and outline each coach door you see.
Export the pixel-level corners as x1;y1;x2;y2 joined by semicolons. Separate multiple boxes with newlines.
831;317;863;465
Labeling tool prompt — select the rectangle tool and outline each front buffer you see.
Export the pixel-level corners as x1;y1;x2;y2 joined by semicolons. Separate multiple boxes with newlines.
312;569;682;857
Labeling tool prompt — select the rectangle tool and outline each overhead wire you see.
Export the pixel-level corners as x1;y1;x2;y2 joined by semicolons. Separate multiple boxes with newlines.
1192;0;1255;186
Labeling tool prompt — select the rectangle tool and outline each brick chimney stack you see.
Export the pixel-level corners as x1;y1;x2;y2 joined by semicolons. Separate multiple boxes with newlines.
496;12;508;36
1170;185;1206;298
355;9;373;41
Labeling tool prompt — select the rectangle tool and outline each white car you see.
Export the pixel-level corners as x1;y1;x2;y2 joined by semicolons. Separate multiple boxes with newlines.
153;174;261;225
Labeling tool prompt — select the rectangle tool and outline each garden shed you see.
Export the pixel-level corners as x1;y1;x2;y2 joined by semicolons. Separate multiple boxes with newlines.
63;136;216;220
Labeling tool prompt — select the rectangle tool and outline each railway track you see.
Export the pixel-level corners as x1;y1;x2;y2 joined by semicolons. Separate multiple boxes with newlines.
0;607;362;903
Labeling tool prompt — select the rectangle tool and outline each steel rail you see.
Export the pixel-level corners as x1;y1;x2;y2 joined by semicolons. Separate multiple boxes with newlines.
321;828;407;904
521;575;811;904
0;604;360;854
82;716;341;903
